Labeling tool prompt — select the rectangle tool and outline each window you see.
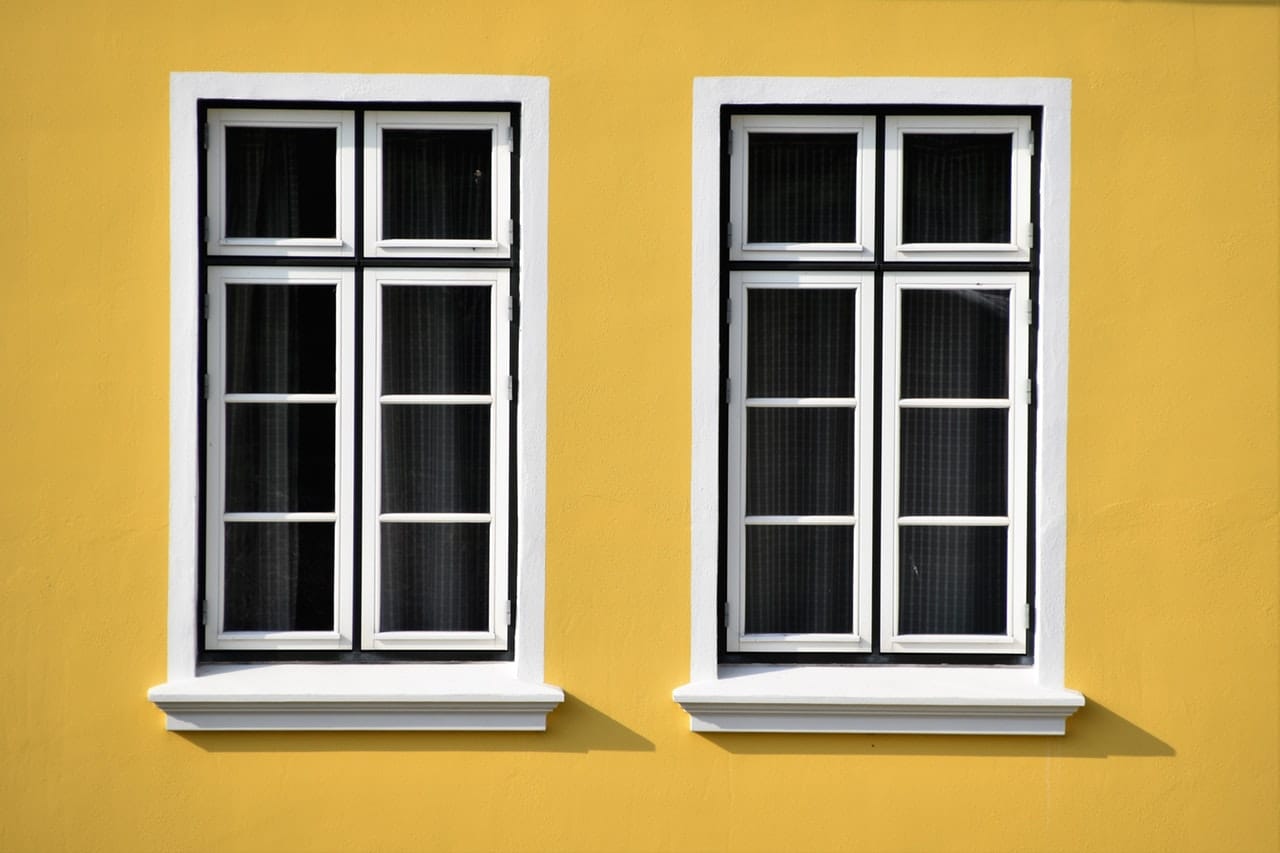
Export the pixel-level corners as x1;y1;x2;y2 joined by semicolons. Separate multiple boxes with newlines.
677;77;1083;734
151;74;560;731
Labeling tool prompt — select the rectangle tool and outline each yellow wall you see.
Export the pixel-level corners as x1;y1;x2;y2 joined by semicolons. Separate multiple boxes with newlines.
2;1;1277;851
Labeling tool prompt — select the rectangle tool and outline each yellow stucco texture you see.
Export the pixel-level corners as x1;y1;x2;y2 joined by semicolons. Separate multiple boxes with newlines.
1;1;1277;851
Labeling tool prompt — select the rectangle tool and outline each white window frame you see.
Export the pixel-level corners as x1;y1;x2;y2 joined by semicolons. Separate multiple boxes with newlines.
151;73;561;731
725;270;876;653
677;77;1083;735
361;267;511;651
880;271;1030;655
204;266;357;651
883;114;1033;263
729;114;876;262
206;109;357;257
363;111;512;259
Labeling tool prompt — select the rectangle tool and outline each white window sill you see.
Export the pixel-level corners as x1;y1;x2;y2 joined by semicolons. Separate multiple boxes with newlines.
149;663;564;731
673;666;1083;735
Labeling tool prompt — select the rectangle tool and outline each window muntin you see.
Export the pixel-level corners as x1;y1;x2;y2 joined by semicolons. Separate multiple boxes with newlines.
207;109;356;257
725;113;1034;660
364;111;512;258
202;106;515;656
729;115;875;261
883;115;1032;262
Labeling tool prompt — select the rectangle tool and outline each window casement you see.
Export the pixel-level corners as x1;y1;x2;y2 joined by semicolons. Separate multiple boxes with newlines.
152;74;560;731
678;77;1083;735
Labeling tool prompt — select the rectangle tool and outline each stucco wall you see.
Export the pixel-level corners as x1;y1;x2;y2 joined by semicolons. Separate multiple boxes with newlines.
1;1;1276;851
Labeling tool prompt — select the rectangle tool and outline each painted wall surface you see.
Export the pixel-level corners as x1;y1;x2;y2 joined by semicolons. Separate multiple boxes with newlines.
1;2;1276;851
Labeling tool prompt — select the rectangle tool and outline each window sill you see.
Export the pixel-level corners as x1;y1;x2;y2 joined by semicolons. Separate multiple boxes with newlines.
149;663;564;731
673;666;1083;735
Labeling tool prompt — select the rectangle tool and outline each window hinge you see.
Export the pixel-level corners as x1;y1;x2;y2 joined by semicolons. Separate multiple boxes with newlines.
728;129;734;152
507;294;514;323
506;600;512;626
725;297;732;325
507;125;514;144
201;600;208;625
1024;377;1034;404
201;122;209;150
1028;129;1035;156
202;373;209;400
1023;602;1032;630
1022;298;1034;326
724;377;731;404
202;292;210;320
726;221;733;249
723;601;730;628
1026;222;1035;249
507;375;515;402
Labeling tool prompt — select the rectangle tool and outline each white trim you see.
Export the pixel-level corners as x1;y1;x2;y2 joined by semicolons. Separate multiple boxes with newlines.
206;109;357;257
159;72;559;731
729;114;875;262
361;267;510;651
363;111;511;258
682;76;1080;735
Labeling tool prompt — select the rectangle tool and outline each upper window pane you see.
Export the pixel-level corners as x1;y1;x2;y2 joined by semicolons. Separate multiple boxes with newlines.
902;133;1012;244
225;127;337;239
382;129;492;240
748;132;858;244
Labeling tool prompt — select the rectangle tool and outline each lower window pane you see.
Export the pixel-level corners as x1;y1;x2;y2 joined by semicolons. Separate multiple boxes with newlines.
223;522;335;631
382;405;490;513
380;523;490;632
898;526;1007;635
746;408;855;516
225;403;335;512
745;525;853;634
899;408;1008;516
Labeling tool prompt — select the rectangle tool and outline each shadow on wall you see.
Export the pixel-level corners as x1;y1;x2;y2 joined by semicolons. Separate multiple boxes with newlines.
696;700;1174;758
177;693;655;754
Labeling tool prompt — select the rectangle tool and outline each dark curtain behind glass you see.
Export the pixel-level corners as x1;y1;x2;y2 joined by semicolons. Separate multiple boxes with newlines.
382;129;492;240
221;284;337;632
747;133;857;244
902;133;1011;244
225;127;337;239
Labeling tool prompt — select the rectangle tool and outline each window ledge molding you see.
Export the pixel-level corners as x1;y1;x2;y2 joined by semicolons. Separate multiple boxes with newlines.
674;666;1083;735
149;663;563;731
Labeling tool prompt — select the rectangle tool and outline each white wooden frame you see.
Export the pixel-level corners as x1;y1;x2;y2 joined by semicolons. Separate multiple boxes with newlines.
678;77;1082;735
726;270;875;652
154;73;561;731
729;114;875;262
204;266;356;650
206;109;357;257
364;111;511;259
883;115;1032;263
361;268;510;650
879;271;1030;654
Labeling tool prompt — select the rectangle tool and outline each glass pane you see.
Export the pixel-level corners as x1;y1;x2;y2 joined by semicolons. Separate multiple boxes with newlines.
382;405;489;513
900;290;1009;399
224;522;334;631
746;408;855;516
902;133;1012;244
747;132;857;244
745;525;853;634
898;526;1007;635
225;403;335;512
380;523;490;632
899;409;1007;516
225;127;337;238
226;284;336;394
382;129;492;240
747;289;855;398
382;286;490;395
